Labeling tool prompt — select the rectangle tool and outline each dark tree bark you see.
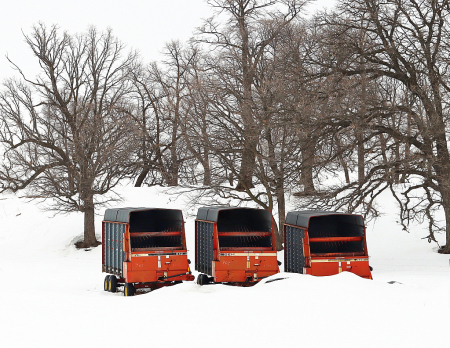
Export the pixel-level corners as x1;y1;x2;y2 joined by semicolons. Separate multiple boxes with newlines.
198;0;307;191
300;137;317;194
335;135;350;183
356;127;365;184
134;168;150;187
0;25;138;248
320;0;450;251
81;193;97;248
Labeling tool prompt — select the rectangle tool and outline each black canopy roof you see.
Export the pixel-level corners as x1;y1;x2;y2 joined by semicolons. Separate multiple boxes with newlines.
196;206;272;223
104;207;182;223
286;210;364;228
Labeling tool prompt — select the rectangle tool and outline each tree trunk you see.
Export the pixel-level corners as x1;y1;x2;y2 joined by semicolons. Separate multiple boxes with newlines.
276;189;286;251
203;153;211;186
439;191;450;254
393;139;401;184
77;193;100;248
228;172;234;186
235;9;256;191
300;137;316;193
168;152;179;187
435;126;450;252
335;136;350;184
436;187;450;254
400;113;411;183
236;134;257;191
168;113;179;186
135;167;149;187
379;132;392;183
358;58;366;185
356;129;365;184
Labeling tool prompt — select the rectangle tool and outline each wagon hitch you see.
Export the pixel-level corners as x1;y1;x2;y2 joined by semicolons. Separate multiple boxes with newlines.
158;271;192;281
245;275;268;283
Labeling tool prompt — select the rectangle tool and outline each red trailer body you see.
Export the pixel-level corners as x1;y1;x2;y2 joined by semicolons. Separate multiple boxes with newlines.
284;211;372;279
102;207;194;296
195;206;280;285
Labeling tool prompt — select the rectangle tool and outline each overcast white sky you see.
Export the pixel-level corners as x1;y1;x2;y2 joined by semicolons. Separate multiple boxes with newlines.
0;0;336;80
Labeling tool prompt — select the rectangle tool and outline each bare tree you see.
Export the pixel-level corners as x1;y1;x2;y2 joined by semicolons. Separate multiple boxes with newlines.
0;24;138;248
197;0;308;191
131;41;197;187
314;0;450;251
180;46;215;186
130;62;167;187
183;20;338;249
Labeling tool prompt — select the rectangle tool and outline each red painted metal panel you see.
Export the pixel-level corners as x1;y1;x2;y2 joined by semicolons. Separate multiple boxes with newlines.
130;231;182;237
307;258;372;279
103;209;194;291
309;236;363;242
124;253;193;283
218;231;272;237
284;212;373;279
214;253;279;283
219;246;273;251
196;207;280;284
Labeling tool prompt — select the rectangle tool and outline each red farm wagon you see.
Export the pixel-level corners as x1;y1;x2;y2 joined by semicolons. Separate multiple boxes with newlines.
195;206;280;285
284;211;372;279
102;207;194;296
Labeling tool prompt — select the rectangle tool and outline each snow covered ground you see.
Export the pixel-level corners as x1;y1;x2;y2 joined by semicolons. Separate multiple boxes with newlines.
0;186;449;348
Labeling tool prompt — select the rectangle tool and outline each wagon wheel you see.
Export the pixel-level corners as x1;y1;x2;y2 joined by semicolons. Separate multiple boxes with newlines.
104;275;111;292
196;274;203;285
124;283;135;296
109;275;118;293
197;274;209;286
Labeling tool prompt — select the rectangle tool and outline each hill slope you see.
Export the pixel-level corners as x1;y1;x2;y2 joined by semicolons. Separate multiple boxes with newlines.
0;187;448;348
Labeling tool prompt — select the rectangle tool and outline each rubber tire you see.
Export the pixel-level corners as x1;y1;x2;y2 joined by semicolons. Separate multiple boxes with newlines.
124;283;135;297
196;274;203;285
197;274;209;286
104;275;111;292
109;275;118;293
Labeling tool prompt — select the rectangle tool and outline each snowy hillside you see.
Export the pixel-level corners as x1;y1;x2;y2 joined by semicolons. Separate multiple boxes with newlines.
0;186;449;348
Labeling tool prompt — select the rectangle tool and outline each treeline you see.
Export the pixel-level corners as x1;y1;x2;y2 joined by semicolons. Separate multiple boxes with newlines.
1;0;450;252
